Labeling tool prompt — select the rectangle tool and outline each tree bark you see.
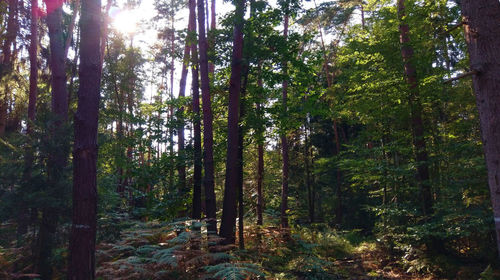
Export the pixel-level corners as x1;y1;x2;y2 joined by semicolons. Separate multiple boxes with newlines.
397;0;432;216
68;0;102;278
220;0;245;244
280;13;290;229
197;0;217;234
460;0;500;259
190;0;202;220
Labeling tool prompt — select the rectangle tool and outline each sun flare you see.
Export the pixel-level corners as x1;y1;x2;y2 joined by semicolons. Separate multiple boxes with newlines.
111;8;140;35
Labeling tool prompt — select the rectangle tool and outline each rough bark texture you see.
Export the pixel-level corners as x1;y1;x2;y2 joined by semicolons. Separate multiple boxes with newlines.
190;0;202;220
220;0;245;244
460;0;500;258
197;0;217;234
397;0;432;216
280;13;290;229
68;0;102;278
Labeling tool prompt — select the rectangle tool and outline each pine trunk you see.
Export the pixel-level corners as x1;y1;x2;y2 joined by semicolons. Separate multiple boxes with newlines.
460;0;500;258
39;1;70;277
178;3;194;201
197;0;217;234
190;0;202;220
68;0;102;278
220;0;245;244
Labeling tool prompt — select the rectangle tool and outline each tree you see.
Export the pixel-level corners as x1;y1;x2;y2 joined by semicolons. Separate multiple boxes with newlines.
460;0;500;258
0;0;18;137
39;1;71;277
197;0;217;233
280;8;290;230
68;0;102;278
190;0;202;220
220;0;246;245
397;0;432;216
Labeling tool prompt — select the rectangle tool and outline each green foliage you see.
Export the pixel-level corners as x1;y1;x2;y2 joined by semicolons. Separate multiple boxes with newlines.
205;262;265;280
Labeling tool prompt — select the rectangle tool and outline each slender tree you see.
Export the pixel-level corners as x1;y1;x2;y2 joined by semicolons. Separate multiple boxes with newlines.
197;0;217;233
280;10;290;229
190;0;202;220
0;0;18;137
177;6;193;200
397;0;432;216
220;0;246;244
68;0;102;278
38;1;70;277
460;0;500;258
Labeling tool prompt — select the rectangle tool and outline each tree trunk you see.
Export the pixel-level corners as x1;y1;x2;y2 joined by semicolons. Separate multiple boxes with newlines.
190;0;202;220
208;0;216;74
280;13;290;229
460;0;500;259
256;64;264;226
18;0;39;239
0;0;18;137
220;0;245;244
68;0;102;278
197;0;217;234
39;1;70;278
397;0;432;216
178;4;193;203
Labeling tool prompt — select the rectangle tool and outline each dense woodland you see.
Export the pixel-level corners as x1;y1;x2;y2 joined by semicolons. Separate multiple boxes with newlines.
1;0;500;279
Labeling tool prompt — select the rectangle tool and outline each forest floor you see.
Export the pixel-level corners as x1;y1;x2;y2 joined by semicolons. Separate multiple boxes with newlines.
1;218;499;279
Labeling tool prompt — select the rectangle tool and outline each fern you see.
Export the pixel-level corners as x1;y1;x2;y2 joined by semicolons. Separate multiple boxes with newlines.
205;262;265;280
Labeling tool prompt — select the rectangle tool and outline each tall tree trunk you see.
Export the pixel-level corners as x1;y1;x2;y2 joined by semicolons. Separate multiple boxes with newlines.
178;4;193;203
0;0;18;137
397;0;432;216
19;0;39;239
208;0;216;74
169;0;176;190
280;13;290;229
197;0;217;234
237;59;250;250
190;0;202;220
256;63;264;226
39;1;70;278
460;0;500;258
68;0;102;278
220;0;245;244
